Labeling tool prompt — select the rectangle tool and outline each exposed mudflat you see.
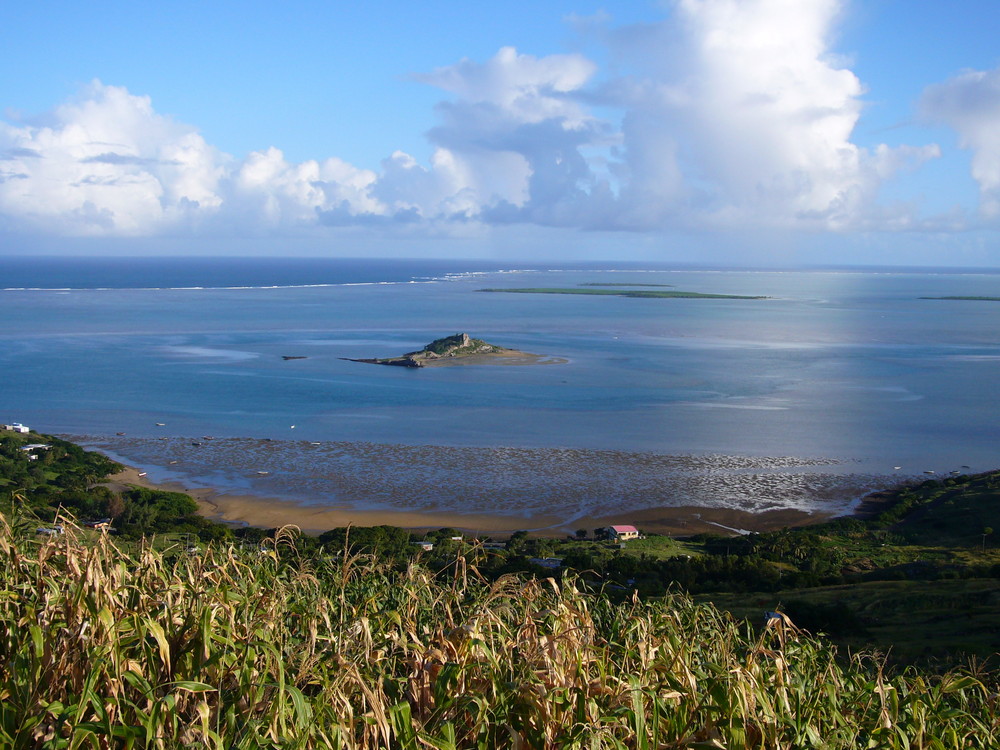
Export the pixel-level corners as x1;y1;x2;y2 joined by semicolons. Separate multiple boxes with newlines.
73;435;896;533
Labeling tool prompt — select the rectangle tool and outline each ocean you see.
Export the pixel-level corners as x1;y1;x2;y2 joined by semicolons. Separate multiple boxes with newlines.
2;256;998;522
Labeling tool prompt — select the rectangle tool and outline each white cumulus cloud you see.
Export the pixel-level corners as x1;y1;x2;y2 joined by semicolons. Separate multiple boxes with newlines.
921;67;1000;219
0;2;948;240
0;82;226;235
413;46;611;226
602;0;937;230
232;147;381;229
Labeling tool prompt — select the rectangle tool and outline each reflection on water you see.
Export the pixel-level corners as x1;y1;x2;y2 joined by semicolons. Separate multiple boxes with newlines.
3;261;999;519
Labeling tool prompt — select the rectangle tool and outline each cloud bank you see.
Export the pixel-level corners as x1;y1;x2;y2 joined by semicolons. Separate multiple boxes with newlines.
921;67;1000;219
0;0;978;241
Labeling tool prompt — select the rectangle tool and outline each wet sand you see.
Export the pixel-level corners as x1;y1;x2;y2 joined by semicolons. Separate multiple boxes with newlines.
106;465;829;538
80;433;901;538
79;436;885;524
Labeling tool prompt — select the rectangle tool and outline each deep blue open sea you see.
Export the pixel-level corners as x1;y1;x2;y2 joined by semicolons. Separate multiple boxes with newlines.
2;256;998;521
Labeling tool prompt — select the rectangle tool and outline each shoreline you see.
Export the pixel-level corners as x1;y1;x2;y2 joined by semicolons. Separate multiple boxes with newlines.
343;350;568;368
106;465;833;538
78;435;882;531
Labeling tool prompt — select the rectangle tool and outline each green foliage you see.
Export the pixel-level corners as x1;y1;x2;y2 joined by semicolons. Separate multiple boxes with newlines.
318;525;414;558
1;522;997;749
6;432;1000;671
478;287;769;299
885;474;1000;547
0;430;234;540
703;579;1000;666
920;296;1000;301
420;334;489;354
779;599;869;638
579;282;675;288
0;432;119;498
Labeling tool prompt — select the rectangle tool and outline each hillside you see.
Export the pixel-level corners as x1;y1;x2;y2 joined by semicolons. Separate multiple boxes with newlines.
3;432;1000;745
0;522;996;748
0;429;228;542
4;430;1000;665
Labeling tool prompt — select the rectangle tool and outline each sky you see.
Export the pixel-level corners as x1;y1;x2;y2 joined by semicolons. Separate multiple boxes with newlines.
2;0;1000;266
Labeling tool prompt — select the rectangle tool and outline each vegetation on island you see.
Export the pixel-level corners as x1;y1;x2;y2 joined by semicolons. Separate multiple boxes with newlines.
2;430;1000;746
416;333;502;356
579;282;675;288
346;333;528;368
920;296;1000;301
477;287;768;299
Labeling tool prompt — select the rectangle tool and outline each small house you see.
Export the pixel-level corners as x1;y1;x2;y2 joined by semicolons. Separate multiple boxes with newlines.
4;423;30;434
413;541;434;552
529;557;564;570
611;525;640;540
597;525;640;541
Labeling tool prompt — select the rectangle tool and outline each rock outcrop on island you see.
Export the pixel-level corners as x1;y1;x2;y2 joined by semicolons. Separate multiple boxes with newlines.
345;333;548;368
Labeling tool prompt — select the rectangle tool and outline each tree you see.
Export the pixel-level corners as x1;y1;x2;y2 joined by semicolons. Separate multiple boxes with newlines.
983;527;994;552
506;530;528;552
318;525;412;558
106;492;126;519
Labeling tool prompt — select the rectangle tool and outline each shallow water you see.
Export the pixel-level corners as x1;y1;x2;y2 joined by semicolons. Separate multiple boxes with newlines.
3;258;999;518
74;435;882;519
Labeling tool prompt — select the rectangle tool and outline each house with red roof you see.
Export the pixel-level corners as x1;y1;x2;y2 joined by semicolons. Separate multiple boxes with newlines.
597;525;640;541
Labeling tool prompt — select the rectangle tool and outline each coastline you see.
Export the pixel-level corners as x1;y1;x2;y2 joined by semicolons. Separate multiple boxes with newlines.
344;349;568;368
105;465;829;537
79;434;877;527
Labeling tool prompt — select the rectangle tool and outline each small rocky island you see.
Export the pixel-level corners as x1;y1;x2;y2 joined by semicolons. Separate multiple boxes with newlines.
345;333;554;368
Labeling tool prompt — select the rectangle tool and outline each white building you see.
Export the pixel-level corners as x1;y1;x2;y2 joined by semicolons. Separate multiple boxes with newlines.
3;423;30;433
598;525;640;541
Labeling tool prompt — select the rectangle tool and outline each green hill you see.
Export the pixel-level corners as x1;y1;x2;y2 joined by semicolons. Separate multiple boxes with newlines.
1;429;229;542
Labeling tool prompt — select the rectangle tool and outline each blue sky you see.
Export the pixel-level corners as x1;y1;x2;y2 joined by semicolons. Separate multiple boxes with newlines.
2;0;1000;265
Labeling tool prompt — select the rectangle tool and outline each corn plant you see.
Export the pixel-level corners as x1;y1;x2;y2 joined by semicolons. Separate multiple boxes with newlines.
0;517;997;749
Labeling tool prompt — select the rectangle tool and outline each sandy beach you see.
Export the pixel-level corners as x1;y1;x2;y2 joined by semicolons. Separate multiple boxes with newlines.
106;465;827;538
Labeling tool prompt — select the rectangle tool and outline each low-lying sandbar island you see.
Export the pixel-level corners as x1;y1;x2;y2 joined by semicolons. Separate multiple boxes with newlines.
920;296;1000;301
477;285;769;300
343;332;564;368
